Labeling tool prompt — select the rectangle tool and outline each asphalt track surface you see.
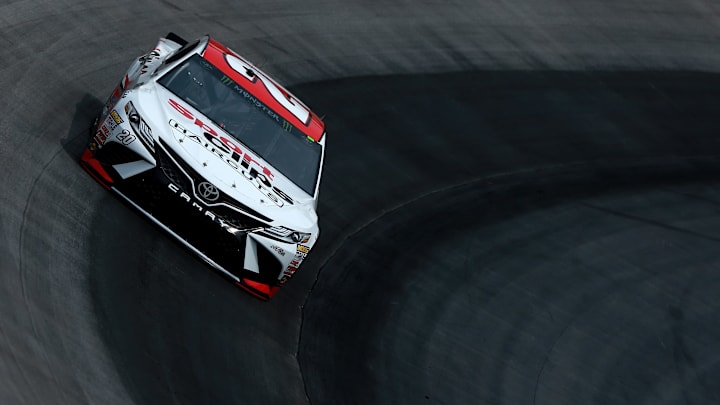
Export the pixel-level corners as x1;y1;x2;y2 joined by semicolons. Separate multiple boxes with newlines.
2;1;720;404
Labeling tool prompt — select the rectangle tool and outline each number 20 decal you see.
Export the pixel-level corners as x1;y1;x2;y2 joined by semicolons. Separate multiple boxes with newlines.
225;54;310;125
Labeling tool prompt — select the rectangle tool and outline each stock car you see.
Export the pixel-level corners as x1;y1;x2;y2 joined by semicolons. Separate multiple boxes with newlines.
80;33;326;300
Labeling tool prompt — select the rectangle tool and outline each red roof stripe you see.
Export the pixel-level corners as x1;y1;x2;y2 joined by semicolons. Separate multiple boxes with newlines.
202;39;325;141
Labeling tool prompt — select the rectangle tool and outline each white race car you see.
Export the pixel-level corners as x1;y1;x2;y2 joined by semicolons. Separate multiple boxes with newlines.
81;33;326;300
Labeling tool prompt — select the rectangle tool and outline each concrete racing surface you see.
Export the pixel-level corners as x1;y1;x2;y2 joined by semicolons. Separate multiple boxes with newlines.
2;0;720;404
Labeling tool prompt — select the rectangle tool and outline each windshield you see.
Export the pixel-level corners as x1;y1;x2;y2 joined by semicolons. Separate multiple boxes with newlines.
158;54;322;196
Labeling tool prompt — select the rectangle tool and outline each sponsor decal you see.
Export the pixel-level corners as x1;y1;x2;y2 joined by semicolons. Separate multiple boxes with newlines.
110;110;123;125
282;267;297;276
139;49;161;75
219;75;233;86
140;49;160;63
223;54;311;125
101;125;110;136
280;245;310;283
168;99;218;136
270;245;286;256
281;266;299;280
167;108;294;207
106;112;121;131
93;130;107;146
219;74;284;124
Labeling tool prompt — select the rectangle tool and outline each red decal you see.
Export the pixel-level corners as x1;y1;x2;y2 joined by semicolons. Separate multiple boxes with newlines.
242;153;259;168
169;99;217;136
194;118;217;136
262;166;274;180
95;131;107;145
168;99;194;120
203;39;326;141
242;153;273;179
220;135;243;156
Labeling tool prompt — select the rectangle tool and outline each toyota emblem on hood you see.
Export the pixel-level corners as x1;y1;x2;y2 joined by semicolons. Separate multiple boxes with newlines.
197;181;220;202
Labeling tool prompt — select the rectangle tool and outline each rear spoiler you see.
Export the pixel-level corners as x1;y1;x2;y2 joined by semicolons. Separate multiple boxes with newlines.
165;32;188;47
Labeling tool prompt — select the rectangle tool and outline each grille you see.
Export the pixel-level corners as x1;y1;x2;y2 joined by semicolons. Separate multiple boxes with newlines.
156;139;272;225
155;144;192;192
117;170;246;274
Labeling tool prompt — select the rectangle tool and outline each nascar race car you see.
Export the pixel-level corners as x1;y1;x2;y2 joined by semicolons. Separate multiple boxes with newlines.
81;33;326;300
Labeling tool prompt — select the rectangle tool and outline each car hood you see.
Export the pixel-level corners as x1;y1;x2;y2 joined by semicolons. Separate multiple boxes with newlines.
130;83;319;231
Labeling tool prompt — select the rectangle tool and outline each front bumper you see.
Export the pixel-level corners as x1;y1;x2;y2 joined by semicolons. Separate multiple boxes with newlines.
80;138;286;300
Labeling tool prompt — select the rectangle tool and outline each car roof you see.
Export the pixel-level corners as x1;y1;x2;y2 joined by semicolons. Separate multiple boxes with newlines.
201;38;325;142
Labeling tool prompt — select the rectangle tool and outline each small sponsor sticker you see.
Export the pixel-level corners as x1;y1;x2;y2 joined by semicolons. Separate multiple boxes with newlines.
270;245;286;256
94;130;107;146
107;117;119;131
110;110;123;125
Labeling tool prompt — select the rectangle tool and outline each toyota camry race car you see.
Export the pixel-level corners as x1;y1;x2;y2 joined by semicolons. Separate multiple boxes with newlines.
81;33;326;300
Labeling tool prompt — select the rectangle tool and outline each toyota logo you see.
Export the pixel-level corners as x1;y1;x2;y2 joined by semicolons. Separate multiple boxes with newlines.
197;181;220;202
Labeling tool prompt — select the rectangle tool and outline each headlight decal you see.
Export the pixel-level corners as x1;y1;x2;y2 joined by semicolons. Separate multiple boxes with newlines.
124;101;155;151
263;226;310;244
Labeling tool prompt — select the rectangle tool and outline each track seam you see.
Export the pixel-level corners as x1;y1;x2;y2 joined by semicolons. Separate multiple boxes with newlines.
17;141;69;405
